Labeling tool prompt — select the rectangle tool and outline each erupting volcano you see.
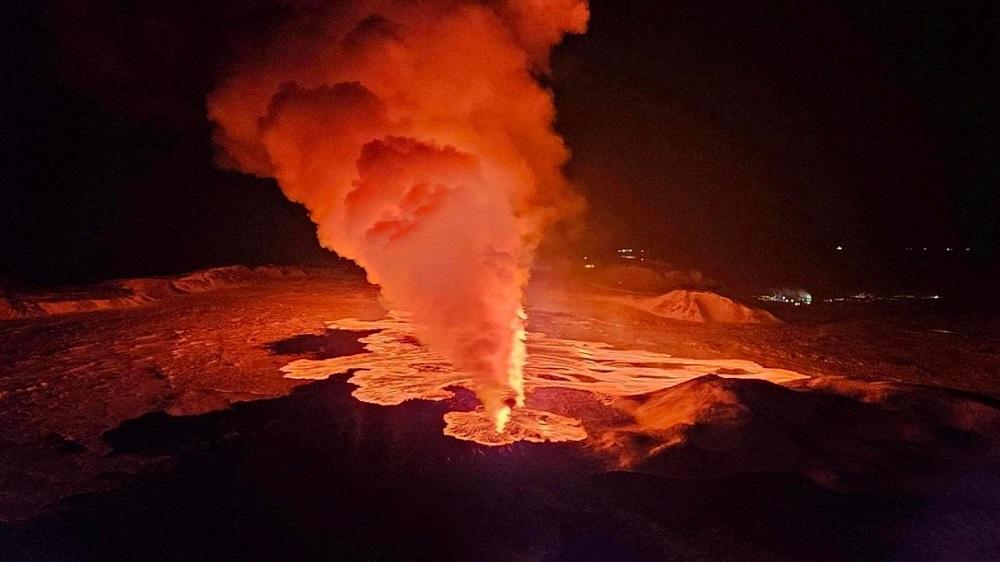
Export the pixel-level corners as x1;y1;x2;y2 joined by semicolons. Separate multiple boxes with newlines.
208;0;589;430
7;1;1000;559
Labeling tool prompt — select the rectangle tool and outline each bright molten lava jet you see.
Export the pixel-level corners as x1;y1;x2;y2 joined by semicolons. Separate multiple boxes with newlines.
208;1;589;430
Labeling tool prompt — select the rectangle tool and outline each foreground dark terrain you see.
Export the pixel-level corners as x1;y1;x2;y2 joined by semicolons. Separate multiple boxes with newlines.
2;269;999;561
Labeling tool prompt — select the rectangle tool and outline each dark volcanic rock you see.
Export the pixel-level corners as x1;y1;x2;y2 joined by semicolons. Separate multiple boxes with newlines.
607;375;1000;495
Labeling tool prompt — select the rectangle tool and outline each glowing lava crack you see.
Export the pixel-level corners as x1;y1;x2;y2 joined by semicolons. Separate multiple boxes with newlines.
281;314;808;446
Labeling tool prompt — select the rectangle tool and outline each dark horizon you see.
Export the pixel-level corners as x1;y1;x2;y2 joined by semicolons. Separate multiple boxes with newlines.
4;0;997;292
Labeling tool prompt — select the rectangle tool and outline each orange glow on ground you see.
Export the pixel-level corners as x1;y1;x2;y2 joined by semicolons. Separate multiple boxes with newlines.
444;407;586;446
281;313;809;446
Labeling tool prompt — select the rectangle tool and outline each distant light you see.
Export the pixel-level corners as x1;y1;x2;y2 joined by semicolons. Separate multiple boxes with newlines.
835;245;843;251
583;256;588;260
922;247;928;251
946;247;953;252
965;248;971;252
584;264;596;269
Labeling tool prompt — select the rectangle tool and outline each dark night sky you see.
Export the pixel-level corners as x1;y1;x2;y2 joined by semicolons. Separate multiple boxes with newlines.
554;0;999;289
3;1;998;291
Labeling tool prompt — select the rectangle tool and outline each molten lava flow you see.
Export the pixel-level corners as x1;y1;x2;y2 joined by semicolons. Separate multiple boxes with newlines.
209;1;588;429
444;407;587;446
281;314;811;446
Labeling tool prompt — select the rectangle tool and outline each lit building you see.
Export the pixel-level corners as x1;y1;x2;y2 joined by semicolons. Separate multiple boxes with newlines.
757;288;813;306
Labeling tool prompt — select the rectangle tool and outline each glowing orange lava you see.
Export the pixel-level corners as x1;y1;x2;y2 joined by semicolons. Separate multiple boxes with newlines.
444;407;586;446
281;313;809;446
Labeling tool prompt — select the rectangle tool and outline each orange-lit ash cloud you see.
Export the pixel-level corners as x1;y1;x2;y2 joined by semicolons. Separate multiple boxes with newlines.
208;1;589;428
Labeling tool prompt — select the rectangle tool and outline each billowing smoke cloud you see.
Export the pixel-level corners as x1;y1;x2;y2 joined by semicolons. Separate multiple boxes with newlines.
208;1;588;428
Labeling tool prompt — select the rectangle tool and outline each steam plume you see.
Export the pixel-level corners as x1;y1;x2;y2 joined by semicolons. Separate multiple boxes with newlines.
208;0;588;427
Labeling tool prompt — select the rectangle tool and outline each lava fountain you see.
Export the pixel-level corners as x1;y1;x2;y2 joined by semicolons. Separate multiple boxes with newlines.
208;1;589;429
